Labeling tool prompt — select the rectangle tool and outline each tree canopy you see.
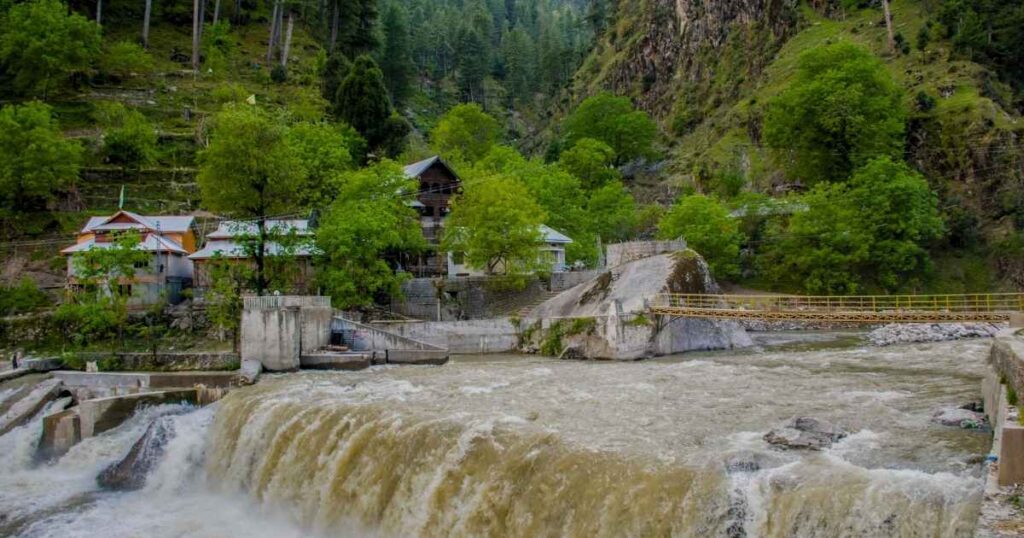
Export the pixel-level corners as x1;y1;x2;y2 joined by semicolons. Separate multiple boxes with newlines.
442;174;546;275
286;121;362;207
0;0;101;97
0;101;82;213
764;42;906;184
96;102;158;172
558;137;619;190
563;93;658;164
315;160;424;308
198;105;303;293
658;194;743;280
431;103;501;164
762;157;944;293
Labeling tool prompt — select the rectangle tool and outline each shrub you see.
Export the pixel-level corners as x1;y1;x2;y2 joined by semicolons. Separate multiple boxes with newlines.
99;41;154;77
0;278;50;315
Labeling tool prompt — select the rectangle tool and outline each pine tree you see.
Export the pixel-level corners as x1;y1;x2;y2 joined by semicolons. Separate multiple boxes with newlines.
456;27;489;103
501;26;537;103
380;4;414;106
334;55;409;155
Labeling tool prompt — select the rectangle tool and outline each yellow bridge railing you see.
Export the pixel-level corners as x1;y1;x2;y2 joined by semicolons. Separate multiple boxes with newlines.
650;293;1024;323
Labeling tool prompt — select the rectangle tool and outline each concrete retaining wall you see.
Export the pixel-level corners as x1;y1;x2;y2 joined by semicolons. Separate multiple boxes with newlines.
240;296;335;371
391;277;547;321
73;352;239;372
334;317;444;351
605;240;687;268
550;270;604;292
985;331;1024;486
53;370;241;400
78;389;198;438
369;319;518;354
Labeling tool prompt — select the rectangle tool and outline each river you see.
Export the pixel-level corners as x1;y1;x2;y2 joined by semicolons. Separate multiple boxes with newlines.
0;335;994;537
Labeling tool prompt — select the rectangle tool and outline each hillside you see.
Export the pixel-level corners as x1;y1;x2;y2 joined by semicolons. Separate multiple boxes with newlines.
565;0;1024;291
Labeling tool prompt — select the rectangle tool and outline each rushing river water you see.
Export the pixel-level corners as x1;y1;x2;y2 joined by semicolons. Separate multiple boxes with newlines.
0;335;995;537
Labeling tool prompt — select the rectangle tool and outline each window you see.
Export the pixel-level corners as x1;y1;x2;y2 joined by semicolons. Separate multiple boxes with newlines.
134;260;149;269
452;251;465;265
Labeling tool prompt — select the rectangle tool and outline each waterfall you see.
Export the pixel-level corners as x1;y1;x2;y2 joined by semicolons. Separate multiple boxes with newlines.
202;384;982;537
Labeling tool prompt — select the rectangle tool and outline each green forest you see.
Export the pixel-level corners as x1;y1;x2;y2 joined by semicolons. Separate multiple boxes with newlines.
2;0;1024;330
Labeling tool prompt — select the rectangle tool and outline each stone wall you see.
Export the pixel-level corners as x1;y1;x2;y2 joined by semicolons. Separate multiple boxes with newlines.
551;270;604;292
391;277;548;321
605;240;687;268
73;351;239;371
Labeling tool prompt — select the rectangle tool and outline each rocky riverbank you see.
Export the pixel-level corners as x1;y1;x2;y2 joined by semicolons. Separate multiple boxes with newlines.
868;323;1004;346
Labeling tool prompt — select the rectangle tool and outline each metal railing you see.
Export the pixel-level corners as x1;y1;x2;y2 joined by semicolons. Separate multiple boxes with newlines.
242;295;332;310
650;293;1024;323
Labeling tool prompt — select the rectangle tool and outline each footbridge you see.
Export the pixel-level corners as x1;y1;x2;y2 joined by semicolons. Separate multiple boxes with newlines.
650;293;1024;323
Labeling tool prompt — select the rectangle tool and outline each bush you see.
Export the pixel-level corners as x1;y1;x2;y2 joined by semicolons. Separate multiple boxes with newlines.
658;194;743;280
96;103;157;170
99;41;154;77
0;278;50;315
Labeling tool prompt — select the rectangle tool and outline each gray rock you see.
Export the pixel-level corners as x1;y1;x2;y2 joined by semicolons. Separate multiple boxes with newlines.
97;416;175;490
932;407;987;429
868;323;1002;346
764;417;847;450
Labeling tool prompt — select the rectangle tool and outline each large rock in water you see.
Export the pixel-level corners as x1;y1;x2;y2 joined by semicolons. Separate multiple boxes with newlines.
764;417;848;450
525;249;752;359
97;416;176;490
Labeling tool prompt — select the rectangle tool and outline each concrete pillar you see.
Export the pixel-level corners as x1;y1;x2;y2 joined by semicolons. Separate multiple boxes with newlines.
241;306;301;371
299;306;333;354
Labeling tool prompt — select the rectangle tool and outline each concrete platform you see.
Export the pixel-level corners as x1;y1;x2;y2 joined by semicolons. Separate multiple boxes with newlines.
386;349;450;365
53;370;242;400
78;389;198;438
300;353;373;371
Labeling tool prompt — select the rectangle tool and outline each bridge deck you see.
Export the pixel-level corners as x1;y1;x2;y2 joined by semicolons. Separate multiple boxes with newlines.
650;293;1024;323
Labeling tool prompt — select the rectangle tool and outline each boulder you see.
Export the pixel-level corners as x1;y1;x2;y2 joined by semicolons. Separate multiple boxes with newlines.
525;250;752;359
97;416;175;490
764;417;847;450
931;407;986;429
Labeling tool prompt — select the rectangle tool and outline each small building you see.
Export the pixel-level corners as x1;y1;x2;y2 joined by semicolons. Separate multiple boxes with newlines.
61;211;198;305
189;219;316;293
447;225;574;277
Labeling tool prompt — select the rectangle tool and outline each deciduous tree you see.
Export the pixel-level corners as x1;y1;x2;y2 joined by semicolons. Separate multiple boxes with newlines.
563;93;657;164
658;194;743;280
442;174;545;274
558;137;618;189
431;103;501;163
764;42;906;183
197;105;303;294
0;101;82;213
0;0;101;97
315;161;425;308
